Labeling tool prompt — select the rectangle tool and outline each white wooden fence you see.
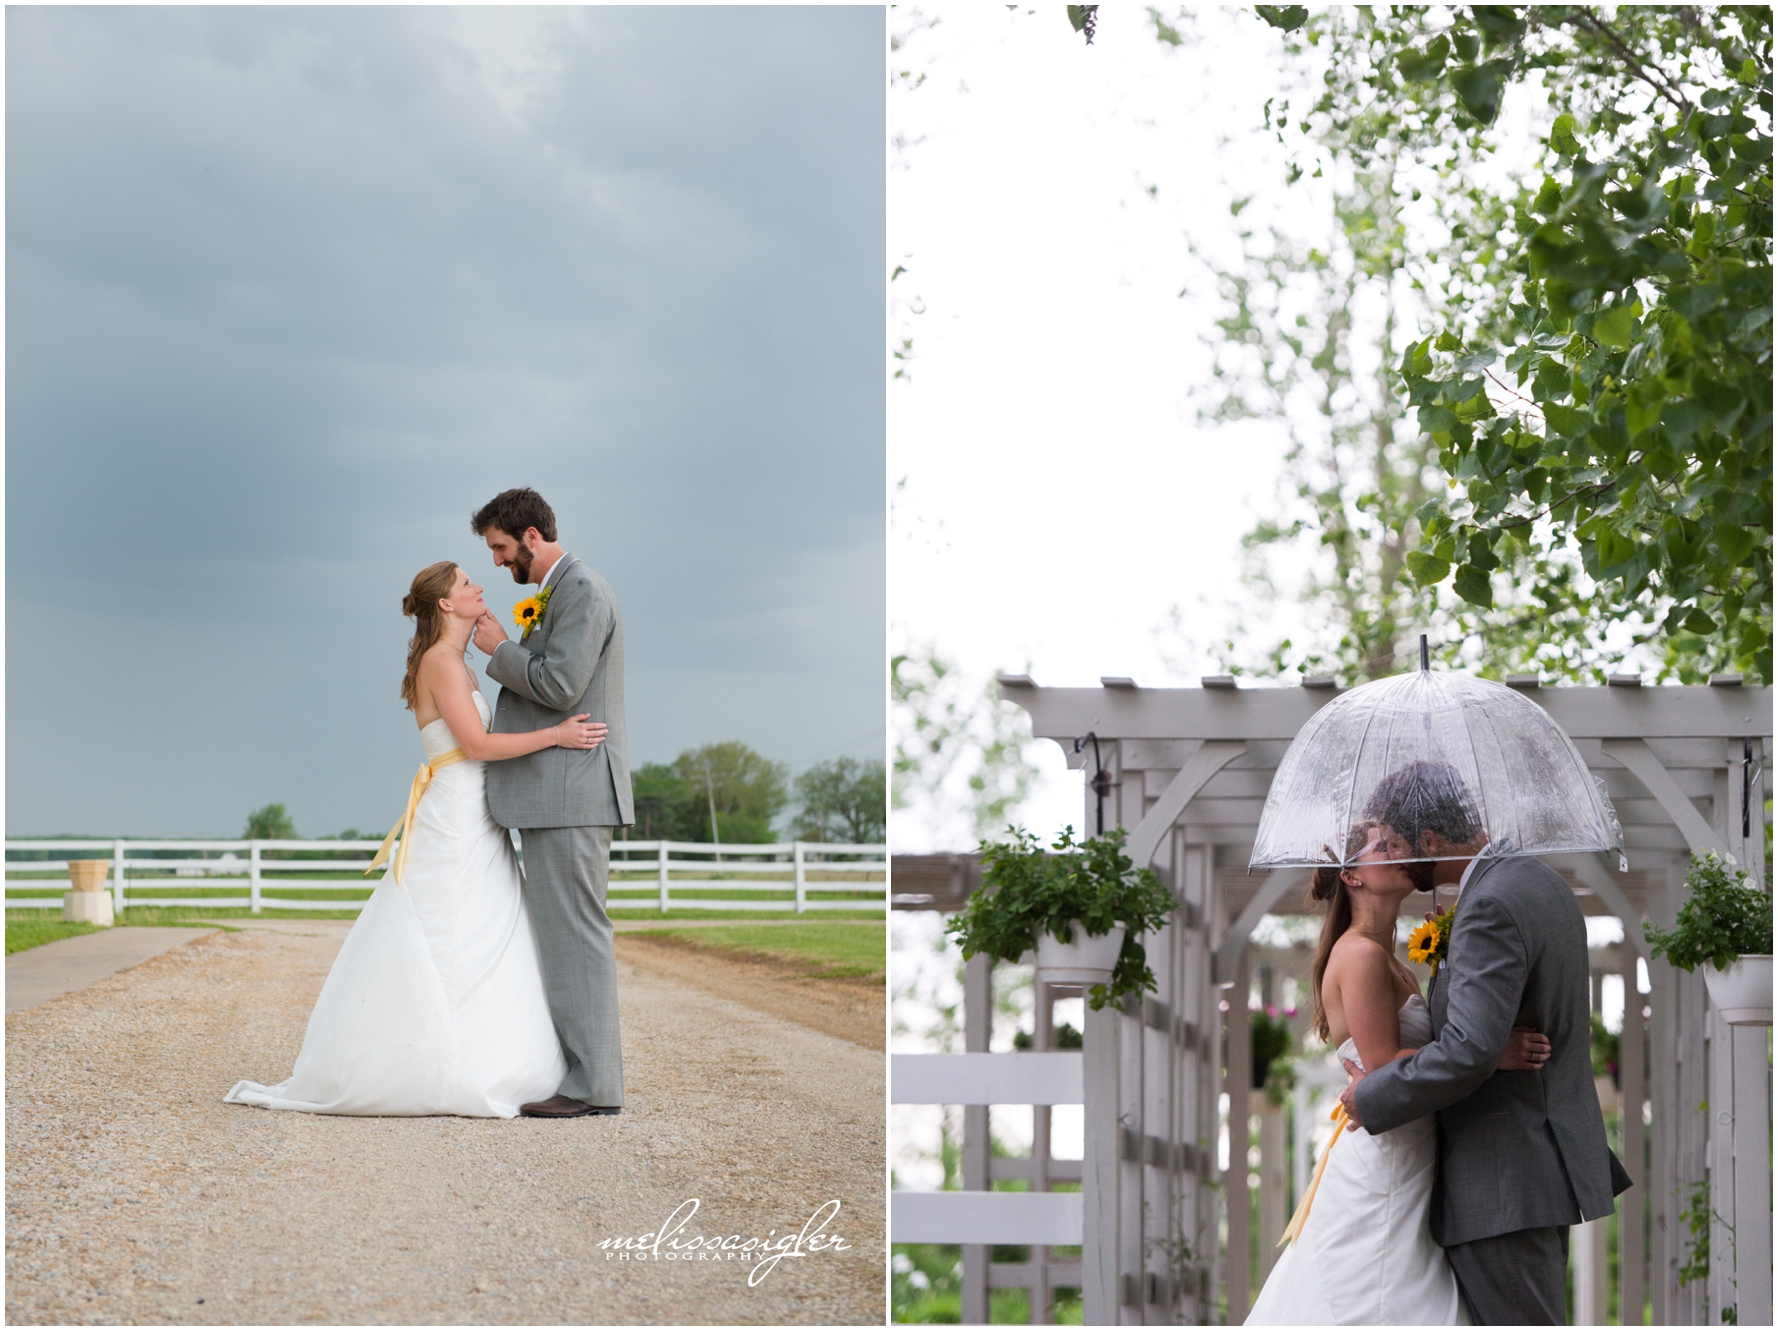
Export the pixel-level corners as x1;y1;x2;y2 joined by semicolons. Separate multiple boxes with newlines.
5;839;886;915
891;1051;1087;1245
892;1045;1089;1320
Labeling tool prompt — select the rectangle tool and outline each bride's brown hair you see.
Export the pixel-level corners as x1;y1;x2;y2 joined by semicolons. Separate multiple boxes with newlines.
399;561;461;711
1307;819;1387;1043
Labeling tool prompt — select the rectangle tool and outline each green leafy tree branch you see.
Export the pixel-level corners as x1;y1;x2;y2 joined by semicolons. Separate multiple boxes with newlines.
1248;5;1773;682
1160;8;1638;683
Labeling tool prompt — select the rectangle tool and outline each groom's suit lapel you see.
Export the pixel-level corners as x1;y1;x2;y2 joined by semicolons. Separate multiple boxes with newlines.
525;556;579;654
1430;856;1508;1028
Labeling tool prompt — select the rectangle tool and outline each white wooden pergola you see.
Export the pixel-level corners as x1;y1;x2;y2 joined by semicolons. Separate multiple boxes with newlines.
976;674;1771;1326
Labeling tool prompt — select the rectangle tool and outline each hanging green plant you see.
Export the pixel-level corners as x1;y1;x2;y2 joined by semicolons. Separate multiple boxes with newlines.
1644;852;1773;972
946;826;1176;1010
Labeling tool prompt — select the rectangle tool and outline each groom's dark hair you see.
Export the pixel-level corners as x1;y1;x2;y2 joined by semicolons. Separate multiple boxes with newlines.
1363;759;1483;852
472;488;557;542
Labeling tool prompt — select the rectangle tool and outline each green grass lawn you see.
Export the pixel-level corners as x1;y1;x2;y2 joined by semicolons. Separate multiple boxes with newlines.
5;908;247;953
4;907;272;952
5;915;105;955
5;882;374;912
625;920;885;979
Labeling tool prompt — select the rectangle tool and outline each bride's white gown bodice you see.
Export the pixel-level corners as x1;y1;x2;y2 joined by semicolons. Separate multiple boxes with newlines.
226;690;565;1117
1247;993;1469;1326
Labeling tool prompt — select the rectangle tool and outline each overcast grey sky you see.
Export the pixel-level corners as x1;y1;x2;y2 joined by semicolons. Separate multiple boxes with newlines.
7;6;884;837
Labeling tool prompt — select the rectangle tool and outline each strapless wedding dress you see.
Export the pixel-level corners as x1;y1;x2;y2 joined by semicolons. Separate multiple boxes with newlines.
1246;993;1469;1326
225;690;565;1116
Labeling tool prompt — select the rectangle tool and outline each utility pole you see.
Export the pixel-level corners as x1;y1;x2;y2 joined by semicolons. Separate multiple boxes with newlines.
703;759;722;863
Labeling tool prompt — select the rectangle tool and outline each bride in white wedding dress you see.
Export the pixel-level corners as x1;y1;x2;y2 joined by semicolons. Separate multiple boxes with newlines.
226;561;605;1118
1247;822;1549;1326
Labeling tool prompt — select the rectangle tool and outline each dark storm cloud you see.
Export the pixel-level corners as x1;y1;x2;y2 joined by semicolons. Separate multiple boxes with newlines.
7;6;884;836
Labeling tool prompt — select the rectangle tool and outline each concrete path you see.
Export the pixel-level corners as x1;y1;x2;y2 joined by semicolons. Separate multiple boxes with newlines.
6;928;217;1014
6;922;884;1324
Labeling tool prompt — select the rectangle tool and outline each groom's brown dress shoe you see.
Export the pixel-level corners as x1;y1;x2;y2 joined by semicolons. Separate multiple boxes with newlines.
519;1095;620;1118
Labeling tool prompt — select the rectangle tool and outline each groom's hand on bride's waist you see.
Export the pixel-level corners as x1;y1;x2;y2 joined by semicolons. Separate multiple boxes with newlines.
1339;1059;1366;1131
473;611;509;655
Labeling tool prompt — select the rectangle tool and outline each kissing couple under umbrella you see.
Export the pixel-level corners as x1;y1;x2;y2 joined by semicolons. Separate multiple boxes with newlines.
1245;659;1630;1327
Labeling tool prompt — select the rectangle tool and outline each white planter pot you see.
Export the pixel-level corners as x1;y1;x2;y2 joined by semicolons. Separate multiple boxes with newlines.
1031;922;1126;986
1704;955;1772;1026
62;889;114;926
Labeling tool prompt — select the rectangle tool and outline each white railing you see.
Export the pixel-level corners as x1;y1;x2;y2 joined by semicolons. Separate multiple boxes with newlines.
4;838;886;916
890;1052;1086;1245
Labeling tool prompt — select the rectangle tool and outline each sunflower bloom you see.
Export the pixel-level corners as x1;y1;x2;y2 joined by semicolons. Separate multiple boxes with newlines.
1407;904;1457;969
1407;920;1439;966
513;596;543;630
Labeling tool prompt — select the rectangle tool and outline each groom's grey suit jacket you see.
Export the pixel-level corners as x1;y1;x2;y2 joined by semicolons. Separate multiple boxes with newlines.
484;554;634;829
1352;854;1631;1246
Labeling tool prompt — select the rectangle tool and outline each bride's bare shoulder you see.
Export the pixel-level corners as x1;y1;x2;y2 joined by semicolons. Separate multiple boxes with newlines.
1329;930;1390;961
1325;931;1392;983
418;641;468;677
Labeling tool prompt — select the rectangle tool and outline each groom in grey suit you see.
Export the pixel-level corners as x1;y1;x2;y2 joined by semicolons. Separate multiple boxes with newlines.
470;487;634;1117
1340;761;1631;1324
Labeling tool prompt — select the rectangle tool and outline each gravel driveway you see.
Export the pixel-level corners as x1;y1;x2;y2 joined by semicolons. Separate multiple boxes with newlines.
5;923;884;1325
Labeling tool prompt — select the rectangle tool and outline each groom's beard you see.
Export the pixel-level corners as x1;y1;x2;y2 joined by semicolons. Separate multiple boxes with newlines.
508;548;533;583
1402;858;1437;894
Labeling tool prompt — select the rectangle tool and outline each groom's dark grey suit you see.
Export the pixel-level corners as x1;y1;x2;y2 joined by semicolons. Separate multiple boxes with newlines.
1353;854;1631;1324
484;554;634;1108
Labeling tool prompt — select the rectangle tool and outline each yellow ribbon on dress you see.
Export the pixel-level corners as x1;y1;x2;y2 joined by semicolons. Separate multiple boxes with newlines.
1278;1101;1349;1247
363;748;468;887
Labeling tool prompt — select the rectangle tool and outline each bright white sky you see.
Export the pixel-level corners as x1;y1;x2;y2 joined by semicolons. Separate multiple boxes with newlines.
889;6;1563;853
890;7;1311;850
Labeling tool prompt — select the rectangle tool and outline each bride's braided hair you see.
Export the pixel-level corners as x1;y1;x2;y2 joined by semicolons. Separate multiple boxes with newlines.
1307;819;1386;1043
399;561;461;711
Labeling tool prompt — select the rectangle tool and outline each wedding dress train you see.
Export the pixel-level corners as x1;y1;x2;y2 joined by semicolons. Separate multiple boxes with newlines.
1246;994;1469;1325
225;689;565;1117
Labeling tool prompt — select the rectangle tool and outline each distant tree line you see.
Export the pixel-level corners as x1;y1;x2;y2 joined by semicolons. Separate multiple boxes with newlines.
631;743;885;845
236;743;886;850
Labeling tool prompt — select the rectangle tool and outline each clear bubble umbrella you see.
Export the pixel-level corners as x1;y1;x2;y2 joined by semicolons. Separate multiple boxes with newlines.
1250;647;1624;870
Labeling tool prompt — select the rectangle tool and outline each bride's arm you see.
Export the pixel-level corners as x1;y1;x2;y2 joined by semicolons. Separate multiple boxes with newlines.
419;650;605;761
1327;936;1414;1076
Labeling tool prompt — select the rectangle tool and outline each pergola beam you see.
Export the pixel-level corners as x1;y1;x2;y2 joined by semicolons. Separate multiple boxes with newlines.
1212;868;1307;986
1002;680;1772;744
1602;738;1724;855
1551;852;1652;962
1126;741;1244;868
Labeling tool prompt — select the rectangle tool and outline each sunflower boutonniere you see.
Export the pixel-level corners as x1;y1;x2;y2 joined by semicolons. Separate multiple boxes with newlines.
1407;902;1457;970
513;585;553;639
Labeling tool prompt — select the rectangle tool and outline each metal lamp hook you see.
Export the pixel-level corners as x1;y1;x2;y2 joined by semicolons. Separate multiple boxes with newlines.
1073;731;1115;837
1744;737;1764;840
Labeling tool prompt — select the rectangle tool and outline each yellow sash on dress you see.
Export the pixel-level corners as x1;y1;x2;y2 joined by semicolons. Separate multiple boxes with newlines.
363;748;468;887
1278;1101;1349;1247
